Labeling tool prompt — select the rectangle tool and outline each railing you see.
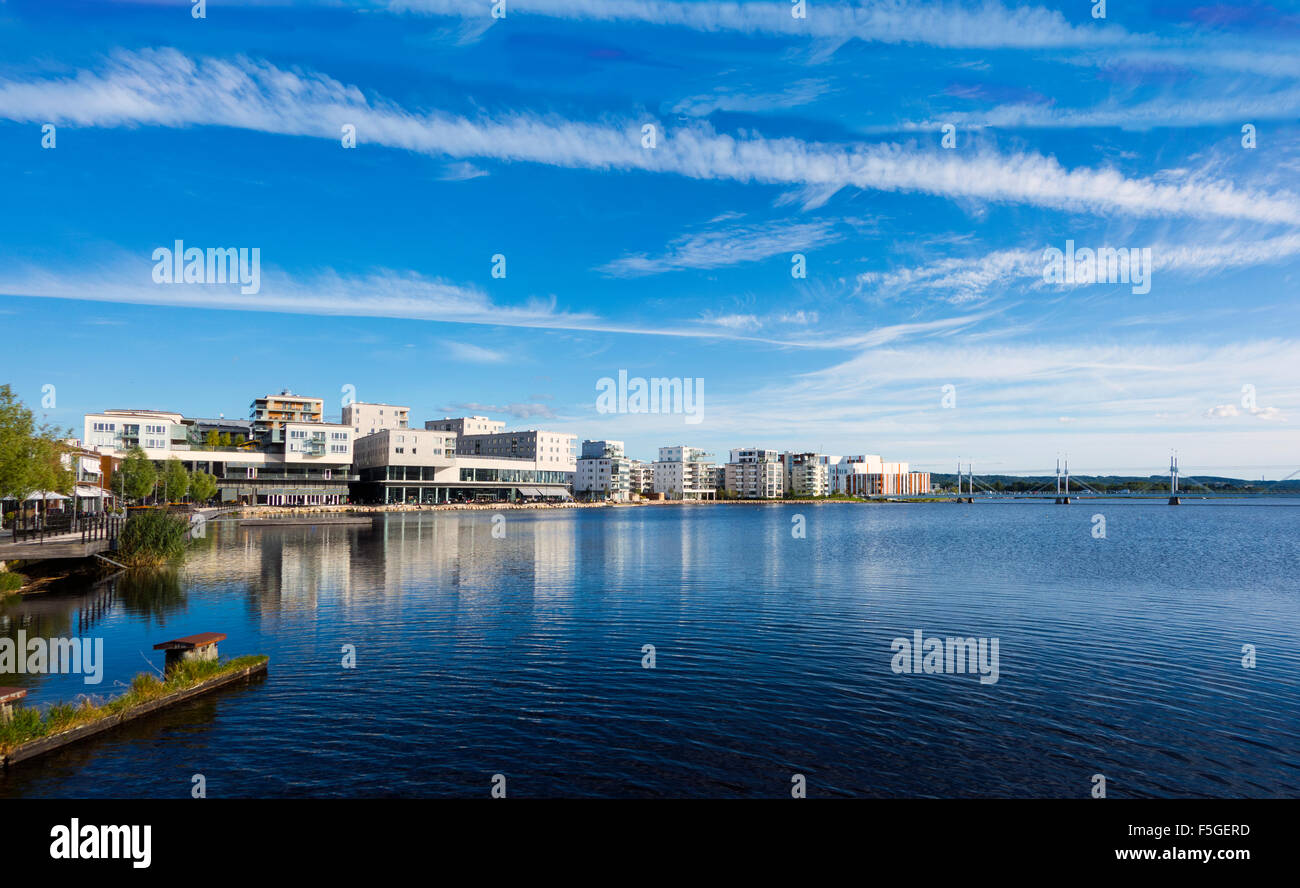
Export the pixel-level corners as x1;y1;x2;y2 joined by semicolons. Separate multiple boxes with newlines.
10;511;123;544
81;513;123;544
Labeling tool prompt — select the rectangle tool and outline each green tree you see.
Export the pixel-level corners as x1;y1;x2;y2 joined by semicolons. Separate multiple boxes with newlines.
188;471;218;504
0;385;72;516
161;457;190;503
119;446;157;503
234;434;246;446
204;430;220;449
219;432;232;448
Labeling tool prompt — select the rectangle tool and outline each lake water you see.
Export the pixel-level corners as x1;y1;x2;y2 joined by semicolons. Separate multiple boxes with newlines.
3;500;1298;798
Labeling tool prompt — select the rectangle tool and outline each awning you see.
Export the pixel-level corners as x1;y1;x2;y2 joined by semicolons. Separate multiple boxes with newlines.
74;485;109;498
516;486;541;496
24;490;69;501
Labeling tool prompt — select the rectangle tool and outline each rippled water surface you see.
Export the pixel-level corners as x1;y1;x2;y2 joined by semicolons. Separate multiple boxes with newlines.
3;501;1298;798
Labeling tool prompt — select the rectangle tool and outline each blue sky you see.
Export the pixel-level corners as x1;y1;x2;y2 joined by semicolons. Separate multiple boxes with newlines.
1;0;1297;477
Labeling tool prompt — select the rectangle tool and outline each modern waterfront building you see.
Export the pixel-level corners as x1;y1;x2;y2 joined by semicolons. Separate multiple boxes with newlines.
351;428;572;504
250;390;324;443
85;409;188;453
83;407;355;505
781;452;831;497
424;415;506;437
652;446;717;500
827;454;882;494
452;427;577;475
724;448;784;499
343;402;410;438
822;454;933;496
628;460;654;496
188;416;255;447
575;440;632;502
842;466;933;496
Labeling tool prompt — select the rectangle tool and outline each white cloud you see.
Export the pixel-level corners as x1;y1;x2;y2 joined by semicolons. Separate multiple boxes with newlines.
598;219;839;277
443;341;508;362
0;250;992;350
2;49;1297;225
389;0;1132;50
858;230;1300;301
672;78;830;117
1206;403;1284;421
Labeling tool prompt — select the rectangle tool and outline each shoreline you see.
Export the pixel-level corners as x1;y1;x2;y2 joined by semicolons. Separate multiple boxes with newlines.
228;498;902;518
221;493;1289;519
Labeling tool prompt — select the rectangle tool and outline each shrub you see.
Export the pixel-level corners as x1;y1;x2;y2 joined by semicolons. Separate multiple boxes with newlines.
0;571;26;594
117;508;191;567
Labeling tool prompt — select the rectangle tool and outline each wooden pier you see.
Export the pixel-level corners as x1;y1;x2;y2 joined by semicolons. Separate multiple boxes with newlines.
1;657;268;768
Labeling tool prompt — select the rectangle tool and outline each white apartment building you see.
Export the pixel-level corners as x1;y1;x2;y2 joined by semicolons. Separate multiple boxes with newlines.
653;446;717;500
83;408;355;505
342;402;410;438
85;409;188;453
724;447;784;499
628;460;654;495
781;452;830;497
424;415;506;437
353;428;571;504
575;440;631;502
454;428;577;473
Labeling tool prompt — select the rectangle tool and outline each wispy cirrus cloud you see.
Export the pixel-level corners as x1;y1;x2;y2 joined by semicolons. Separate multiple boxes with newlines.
2;50;1297;225
0;249;992;350
671;78;830;117
387;0;1132;50
598;219;839;277
892;87;1300;131
442;341;509;362
858;229;1300;301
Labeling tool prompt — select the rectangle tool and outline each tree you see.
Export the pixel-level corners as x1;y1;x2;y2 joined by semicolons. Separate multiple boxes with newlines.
234;434;246;446
119;447;157;503
0;385;72;517
219;432;232;448
189;471;218;504
161;457;190;504
204;430;220;450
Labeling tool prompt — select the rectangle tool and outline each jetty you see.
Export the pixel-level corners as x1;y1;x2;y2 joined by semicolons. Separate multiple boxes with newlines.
0;633;267;769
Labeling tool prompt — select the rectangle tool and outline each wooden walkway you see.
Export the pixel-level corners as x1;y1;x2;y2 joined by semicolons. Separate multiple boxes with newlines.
0;532;114;561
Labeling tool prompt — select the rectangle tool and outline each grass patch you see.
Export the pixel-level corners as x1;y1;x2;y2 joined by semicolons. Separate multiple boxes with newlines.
117;509;192;568
0;655;267;755
0;571;26;594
